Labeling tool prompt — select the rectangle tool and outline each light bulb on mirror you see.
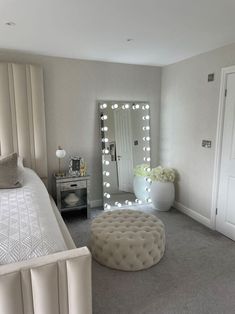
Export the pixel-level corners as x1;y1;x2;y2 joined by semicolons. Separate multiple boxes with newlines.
143;157;151;162
122;103;130;109
143;147;151;151
102;149;109;154
143;136;151;141
103;160;110;165
101;126;108;132
145;104;150;109
103;182;110;187
146;178;152;183
143;126;150;131
100;103;107;109
102;138;109;143
104;193;111;199
103;171;110;176
111;104;118;109
101;115;108;120
115;202;122;207
145;187;151;192
104;203;111;210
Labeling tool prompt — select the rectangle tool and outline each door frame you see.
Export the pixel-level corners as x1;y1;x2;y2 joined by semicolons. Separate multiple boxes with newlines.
113;108;134;192
211;65;235;229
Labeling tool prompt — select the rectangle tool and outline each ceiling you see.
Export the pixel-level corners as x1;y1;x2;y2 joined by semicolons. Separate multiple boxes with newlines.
1;0;235;66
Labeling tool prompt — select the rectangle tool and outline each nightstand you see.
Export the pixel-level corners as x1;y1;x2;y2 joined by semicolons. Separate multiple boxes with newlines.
53;174;90;218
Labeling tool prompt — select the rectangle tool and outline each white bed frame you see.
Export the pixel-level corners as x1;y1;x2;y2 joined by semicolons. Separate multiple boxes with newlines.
0;63;92;314
0;247;92;314
0;198;92;314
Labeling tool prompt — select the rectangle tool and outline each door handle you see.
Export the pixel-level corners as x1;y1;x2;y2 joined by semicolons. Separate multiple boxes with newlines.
117;155;122;161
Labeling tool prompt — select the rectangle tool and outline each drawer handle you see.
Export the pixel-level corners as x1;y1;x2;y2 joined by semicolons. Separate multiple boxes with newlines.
70;184;77;187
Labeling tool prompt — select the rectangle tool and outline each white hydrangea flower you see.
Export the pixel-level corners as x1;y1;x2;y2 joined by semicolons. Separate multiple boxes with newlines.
150;166;175;182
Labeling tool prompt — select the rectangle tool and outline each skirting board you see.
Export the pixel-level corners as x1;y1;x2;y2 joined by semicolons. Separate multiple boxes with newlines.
174;201;212;229
90;199;103;208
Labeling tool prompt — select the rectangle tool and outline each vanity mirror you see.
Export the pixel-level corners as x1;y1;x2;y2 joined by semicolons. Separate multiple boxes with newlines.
99;101;152;210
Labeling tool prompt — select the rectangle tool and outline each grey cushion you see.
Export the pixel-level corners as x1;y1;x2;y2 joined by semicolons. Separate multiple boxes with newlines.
89;210;165;271
0;153;21;189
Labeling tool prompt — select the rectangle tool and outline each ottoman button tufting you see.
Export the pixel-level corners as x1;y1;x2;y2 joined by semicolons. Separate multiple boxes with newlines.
89;209;165;271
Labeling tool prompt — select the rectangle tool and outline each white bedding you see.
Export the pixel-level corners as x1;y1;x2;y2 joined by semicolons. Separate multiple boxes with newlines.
0;168;67;264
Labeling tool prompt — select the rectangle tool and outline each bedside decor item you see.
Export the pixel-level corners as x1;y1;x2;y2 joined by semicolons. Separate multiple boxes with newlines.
64;192;80;206
150;166;175;211
133;164;151;202
68;156;79;176
89;210;165;271
80;160;87;177
53;174;90;218
69;157;87;177
55;146;66;177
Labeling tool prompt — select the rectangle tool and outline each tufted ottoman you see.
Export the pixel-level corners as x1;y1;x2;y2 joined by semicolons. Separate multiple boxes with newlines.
89;210;165;271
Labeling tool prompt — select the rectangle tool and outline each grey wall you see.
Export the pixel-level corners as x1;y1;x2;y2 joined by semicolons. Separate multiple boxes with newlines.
160;43;235;221
0;49;161;204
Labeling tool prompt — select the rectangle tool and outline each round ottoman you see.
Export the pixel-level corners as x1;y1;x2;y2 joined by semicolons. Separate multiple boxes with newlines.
89;210;165;271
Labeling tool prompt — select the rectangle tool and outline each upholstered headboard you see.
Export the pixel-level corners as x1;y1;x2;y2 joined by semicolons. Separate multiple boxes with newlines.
0;63;48;183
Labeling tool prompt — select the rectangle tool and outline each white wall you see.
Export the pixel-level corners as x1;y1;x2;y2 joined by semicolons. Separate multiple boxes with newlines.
160;43;235;224
0;49;161;204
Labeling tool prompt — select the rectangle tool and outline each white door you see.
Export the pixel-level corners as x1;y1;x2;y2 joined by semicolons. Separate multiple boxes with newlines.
114;109;133;192
217;72;235;240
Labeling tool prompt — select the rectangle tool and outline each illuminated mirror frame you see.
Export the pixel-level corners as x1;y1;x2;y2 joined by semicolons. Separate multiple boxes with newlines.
99;101;152;210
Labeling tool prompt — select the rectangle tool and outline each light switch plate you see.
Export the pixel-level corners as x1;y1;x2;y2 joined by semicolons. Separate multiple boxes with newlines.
208;73;214;82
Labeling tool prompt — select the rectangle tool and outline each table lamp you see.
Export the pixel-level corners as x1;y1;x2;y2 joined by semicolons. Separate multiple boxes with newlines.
56;146;66;176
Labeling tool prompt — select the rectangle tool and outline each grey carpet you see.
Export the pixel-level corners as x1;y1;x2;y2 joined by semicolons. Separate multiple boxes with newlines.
63;208;235;314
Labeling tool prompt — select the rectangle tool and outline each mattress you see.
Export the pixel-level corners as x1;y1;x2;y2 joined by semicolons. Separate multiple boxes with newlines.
0;168;68;264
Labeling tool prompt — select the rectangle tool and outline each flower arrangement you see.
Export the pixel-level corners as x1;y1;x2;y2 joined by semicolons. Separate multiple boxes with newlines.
133;164;151;177
150;166;175;183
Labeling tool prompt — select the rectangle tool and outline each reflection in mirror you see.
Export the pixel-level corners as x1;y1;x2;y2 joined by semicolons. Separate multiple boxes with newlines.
99;101;152;210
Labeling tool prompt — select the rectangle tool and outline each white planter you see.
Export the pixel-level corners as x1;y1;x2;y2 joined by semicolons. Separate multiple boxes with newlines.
150;181;175;211
133;176;151;202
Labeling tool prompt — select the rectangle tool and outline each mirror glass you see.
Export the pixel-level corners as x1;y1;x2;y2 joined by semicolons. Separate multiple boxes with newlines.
99;101;151;210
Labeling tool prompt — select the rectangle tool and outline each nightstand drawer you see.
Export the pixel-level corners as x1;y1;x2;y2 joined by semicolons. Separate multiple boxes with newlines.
60;180;86;191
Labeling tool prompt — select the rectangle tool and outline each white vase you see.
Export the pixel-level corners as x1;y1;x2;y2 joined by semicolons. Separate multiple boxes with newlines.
150;181;175;211
133;176;151;202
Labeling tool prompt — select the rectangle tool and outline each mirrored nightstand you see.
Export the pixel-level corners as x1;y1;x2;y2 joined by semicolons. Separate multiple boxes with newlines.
53;174;90;218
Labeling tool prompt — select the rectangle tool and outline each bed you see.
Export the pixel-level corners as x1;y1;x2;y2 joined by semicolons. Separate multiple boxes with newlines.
0;167;70;264
0;166;92;314
0;63;92;314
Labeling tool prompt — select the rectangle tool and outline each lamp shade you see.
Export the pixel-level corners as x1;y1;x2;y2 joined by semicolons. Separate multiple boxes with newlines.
56;147;66;159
